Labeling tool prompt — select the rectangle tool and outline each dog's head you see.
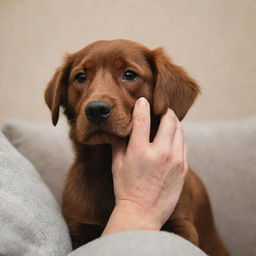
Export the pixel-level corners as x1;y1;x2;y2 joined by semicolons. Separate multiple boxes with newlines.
45;40;200;145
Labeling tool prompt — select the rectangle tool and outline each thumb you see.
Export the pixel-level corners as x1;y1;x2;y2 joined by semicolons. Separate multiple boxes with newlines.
111;139;126;174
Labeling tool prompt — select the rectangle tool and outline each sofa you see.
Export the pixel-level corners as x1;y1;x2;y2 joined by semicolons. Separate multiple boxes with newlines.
0;116;255;256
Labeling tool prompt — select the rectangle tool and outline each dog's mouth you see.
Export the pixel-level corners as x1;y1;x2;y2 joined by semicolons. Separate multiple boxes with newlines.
80;121;133;145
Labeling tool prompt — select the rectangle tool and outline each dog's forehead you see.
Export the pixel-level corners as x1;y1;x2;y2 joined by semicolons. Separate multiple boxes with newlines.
74;40;150;67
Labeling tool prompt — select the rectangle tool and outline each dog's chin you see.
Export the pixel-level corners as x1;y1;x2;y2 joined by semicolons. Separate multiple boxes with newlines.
80;129;132;146
83;132;119;146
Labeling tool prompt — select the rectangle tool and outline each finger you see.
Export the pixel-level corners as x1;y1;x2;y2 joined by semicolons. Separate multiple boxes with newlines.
153;109;178;149
129;97;151;148
183;144;188;172
172;121;185;167
111;139;126;174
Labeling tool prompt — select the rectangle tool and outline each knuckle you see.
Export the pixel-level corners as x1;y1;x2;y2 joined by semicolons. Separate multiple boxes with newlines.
134;143;145;153
174;160;184;171
157;150;170;164
134;115;147;125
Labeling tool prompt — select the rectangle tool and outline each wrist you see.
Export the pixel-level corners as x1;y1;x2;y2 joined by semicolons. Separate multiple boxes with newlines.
102;201;161;235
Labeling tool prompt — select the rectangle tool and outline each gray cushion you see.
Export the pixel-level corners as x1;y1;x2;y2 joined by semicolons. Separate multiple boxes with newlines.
2;117;256;256
68;231;206;256
2;119;73;205
183;117;256;256
0;132;72;256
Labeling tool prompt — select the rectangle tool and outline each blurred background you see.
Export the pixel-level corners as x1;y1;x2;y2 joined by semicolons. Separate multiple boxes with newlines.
0;0;255;126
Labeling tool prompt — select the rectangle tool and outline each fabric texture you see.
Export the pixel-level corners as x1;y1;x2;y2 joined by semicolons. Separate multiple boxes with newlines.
68;231;207;256
183;117;256;256
2;119;73;205
0;132;72;256
2;116;256;256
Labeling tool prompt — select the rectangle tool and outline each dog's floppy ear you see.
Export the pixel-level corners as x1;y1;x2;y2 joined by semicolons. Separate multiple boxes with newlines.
45;54;74;126
151;48;200;120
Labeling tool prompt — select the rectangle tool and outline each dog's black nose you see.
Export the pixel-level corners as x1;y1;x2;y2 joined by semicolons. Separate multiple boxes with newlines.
85;101;112;124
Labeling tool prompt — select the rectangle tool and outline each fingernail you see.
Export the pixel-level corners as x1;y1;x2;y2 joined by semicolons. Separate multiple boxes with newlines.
136;97;147;106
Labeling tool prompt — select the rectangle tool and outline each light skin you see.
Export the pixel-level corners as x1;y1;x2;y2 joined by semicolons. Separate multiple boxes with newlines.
103;97;188;235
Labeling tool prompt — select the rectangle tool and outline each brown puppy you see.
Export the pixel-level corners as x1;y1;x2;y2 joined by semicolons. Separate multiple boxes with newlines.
45;39;229;255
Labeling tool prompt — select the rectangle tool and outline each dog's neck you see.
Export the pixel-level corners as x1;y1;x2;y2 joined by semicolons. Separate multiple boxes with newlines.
73;142;113;176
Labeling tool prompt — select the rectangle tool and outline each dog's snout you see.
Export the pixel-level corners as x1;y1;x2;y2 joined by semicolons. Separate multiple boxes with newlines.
85;101;112;124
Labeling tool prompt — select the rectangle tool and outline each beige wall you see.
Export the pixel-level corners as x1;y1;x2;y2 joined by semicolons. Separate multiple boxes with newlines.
0;0;255;126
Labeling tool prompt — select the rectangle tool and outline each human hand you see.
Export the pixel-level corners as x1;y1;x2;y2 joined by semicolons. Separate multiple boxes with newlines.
103;97;188;235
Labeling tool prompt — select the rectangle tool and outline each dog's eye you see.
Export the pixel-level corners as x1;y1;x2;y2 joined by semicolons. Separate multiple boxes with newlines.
74;72;87;83
123;70;138;81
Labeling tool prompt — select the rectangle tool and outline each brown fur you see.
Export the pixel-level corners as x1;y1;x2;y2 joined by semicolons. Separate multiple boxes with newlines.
45;39;229;255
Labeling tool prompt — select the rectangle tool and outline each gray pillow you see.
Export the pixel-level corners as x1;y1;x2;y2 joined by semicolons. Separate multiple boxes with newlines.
0;132;72;256
2;119;74;205
183;117;256;256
